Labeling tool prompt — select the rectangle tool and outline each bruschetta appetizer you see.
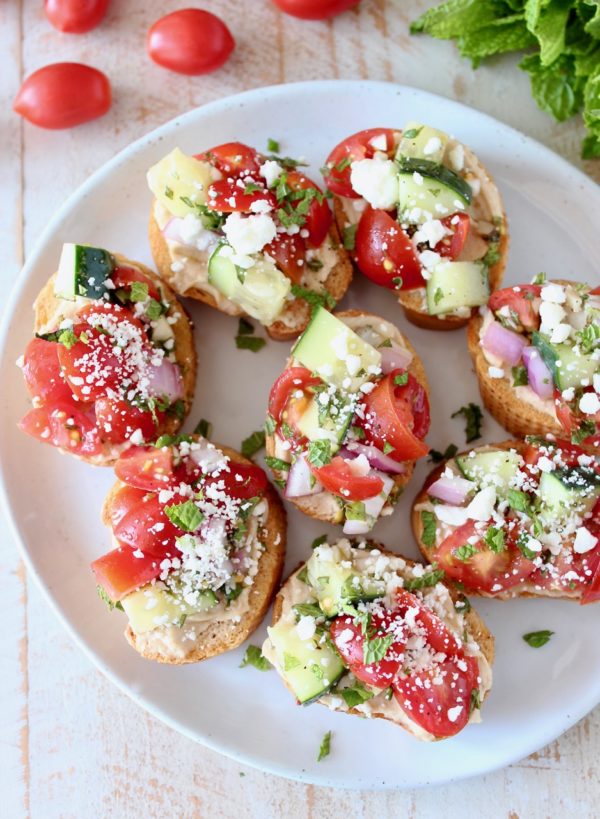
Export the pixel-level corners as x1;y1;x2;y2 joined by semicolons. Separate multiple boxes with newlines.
147;141;352;340
18;244;195;465
92;436;286;663
262;538;493;741
412;438;600;603
265;307;430;532
468;277;600;446
323;123;507;330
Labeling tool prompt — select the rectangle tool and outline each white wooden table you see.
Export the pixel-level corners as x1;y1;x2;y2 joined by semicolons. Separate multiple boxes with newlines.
1;2;599;816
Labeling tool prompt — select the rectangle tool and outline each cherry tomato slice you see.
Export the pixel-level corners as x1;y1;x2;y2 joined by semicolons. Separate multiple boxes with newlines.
57;327;123;401
114;495;182;557
95;397;162;445
272;0;361;19
147;9;235;76
312;456;384;501
330;609;405;688
360;371;430;461
202;461;268;500
488;284;542;332
13;63;111;129
324;128;396;197
19;400;101;456
435;213;471;259
355;206;424;290
196;142;261;177
285;171;332;248
21;338;73;404
582;545;600;605
555;388;600;445
264;233;306;284
115;446;177;491
268;367;322;424
207;179;276;213
435;520;535;594
44;0;109;34
91;546;162;602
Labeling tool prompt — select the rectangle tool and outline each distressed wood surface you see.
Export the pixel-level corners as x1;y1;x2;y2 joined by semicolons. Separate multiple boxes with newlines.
0;1;598;817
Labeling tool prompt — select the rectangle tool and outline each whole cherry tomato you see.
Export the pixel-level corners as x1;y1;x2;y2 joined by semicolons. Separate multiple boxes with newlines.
272;0;361;19
147;9;235;76
13;63;111;129
44;0;109;33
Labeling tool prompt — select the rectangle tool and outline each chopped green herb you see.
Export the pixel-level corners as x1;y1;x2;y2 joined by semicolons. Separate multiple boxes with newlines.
403;126;423;139
516;533;537;560
293;602;324;619
532;272;547;285
307;439;332;468
236;336;266;352
434;286;444;305
57;328;79;350
572;420;596;444
507;488;532;514
578;322;600;354
130;281;149;302
146;299;164;321
97;585;124;611
483;526;505;554
342;224;358;250
421;510;437;547
317;731;332;762
306;257;324;272
454;543;479;562
363;634;394;666
225;584;243;603
523;629;554;648
470;688;481;715
452;402;483;443
237;317;255;336
264;414;276;436
404;569;445;591
265;456;290;472
297;566;309;584
283;652;300;671
165;500;203;532
512;365;529;387
393;372;408;386
345;501;366;521
311;534;328;550
351;425;366;440
428;443;458;463
241;429;266;458
240;645;272;670
290;283;336;315
194;418;212;438
455;594;471;614
268;138;281;154
378;338;392;348
392;276;403;289
340;681;374;708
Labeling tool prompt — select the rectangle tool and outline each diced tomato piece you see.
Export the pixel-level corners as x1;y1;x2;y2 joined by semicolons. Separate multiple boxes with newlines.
268;367;323;447
355;207;424;290
330;609;405;688
196;142;261;177
264;233;306;284
206;179;276;213
360;371;430;461
488;284;542;332
436;213;470;259
57;327;124;401
115;446;177;491
106;485;151;528
19;400;101;456
91;546;162;602
312;456;384;501
435;520;535;594
285;171;332;248
114;494;182;557
202;460;268;500
21;337;74;404
324;128;396;198
95;397;162;444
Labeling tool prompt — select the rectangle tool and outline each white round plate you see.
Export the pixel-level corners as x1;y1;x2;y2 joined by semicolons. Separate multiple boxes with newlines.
1;81;599;790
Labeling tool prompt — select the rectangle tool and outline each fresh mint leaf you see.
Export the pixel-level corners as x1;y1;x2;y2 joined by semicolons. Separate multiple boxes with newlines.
428;443;458;463
240;645;272;670
236;335;266;352
241;429;266;458
363;634;394;666
523;629;554;647
265;456;290;471
404;568;445;590
317;731;332;762
165;500;203;532
452;402;483;442
342;224;357;251
421;511;438;547
454;543;479;561
484;526;506;553
290;284;335;315
340;682;374;708
307;439;332;468
194;418;212;438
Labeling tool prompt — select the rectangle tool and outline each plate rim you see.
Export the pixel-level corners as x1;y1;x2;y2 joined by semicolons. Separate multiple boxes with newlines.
1;79;600;790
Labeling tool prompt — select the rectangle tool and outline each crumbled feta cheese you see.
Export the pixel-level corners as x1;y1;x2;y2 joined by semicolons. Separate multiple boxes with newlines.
448;144;464;172
573;527;598;554
539;301;566;333
447;704;463;723
259;160;283;188
222;211;277;255
349;157;399;210
550;323;571;344
466;487;497;522
579;392;600;415
488;366;505;379
541;283;566;304
296;615;316;641
413;219;447;248
423;136;442;156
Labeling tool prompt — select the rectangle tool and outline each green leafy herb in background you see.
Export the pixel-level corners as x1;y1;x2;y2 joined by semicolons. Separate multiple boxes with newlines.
411;0;600;158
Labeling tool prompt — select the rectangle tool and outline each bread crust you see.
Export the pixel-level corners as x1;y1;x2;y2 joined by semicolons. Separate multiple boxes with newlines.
32;253;196;467
148;205;353;341
101;442;287;664
270;546;494;740
331;137;509;331
411;438;587;601
264;309;430;524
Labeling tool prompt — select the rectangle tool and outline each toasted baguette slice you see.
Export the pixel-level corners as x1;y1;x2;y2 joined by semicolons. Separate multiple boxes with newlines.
31;253;196;467
412;438;598;601
101;442;287;664
467;314;562;438
332;132;508;331
149;206;353;341
267;543;494;742
264;309;430;525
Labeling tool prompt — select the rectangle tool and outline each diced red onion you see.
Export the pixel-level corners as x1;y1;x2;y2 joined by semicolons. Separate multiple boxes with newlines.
523;346;554;399
428;474;475;505
363;473;394;517
285;455;323;499
162;217;186;244
344;442;407;475
481;319;527;366
380;345;413;374
146;358;184;401
343;518;372;536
